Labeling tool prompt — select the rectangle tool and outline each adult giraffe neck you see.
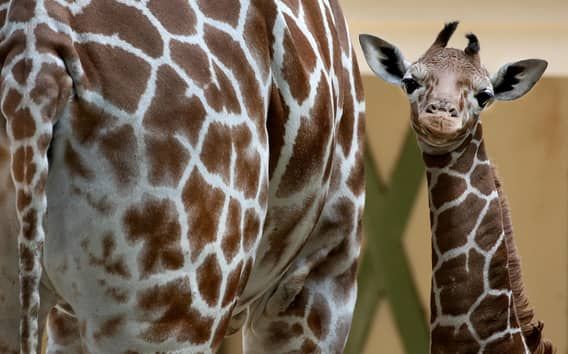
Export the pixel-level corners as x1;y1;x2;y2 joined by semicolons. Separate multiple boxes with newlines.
423;123;529;353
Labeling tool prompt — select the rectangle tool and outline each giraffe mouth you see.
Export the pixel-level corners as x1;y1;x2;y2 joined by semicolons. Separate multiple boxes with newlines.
411;114;472;154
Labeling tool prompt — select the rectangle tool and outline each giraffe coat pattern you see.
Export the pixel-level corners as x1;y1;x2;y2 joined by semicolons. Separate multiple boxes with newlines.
0;1;365;353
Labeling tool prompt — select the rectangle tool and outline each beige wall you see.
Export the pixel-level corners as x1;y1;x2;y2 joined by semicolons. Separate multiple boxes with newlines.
343;0;568;77
363;76;567;353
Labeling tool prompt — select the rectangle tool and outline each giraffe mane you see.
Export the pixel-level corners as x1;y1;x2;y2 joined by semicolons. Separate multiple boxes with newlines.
492;167;556;354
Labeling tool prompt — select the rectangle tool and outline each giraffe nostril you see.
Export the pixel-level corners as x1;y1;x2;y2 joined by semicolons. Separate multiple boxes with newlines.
426;104;436;114
449;108;458;118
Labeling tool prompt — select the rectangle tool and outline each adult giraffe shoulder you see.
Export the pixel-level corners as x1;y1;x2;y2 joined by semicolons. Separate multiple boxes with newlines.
0;0;366;353
360;22;555;353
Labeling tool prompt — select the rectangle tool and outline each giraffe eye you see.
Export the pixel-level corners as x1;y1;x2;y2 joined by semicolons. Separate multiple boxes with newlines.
402;77;420;95
475;89;494;108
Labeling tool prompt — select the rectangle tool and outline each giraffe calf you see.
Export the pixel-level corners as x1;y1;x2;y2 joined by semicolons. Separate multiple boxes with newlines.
361;21;555;353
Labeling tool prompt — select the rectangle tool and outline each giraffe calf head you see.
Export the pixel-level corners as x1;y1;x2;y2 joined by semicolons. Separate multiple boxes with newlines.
359;21;547;155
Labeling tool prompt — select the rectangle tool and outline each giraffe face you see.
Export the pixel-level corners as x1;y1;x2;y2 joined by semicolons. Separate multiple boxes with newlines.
402;51;490;154
360;22;548;155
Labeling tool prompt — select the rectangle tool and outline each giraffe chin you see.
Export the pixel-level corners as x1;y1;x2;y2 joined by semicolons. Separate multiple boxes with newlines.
413;119;471;156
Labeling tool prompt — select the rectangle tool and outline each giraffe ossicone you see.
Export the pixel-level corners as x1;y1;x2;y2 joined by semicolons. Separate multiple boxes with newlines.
361;21;556;353
0;1;365;353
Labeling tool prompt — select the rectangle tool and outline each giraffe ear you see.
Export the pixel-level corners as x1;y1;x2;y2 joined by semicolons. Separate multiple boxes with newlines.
492;59;548;101
359;34;410;85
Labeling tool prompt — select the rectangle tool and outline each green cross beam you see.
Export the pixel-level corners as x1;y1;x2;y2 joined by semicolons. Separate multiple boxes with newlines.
345;129;428;354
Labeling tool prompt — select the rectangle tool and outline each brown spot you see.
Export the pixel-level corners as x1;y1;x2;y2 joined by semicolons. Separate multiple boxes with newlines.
204;24;263;121
430;324;479;353
278;77;332;196
87;233;131;278
74;41;151;112
267;85;290;178
435;251;484;316
488;240;510;290
137;277;213;344
182;170;225;260
7;0;34;22
471;163;494;195
337;88;355;155
308;294;331;339
93;315;125;342
431;173;466;208
99;124;139;187
198;0;240;27
222;199;241;262
280;15;315;103
204;63;241;114
144;65;206;147
148;0;196;35
222;262;243;307
145;135;189;187
302;1;330;69
451;143;477;173
170;41;211;86
74;0;163;58
423;153;452;168
64;141;93;179
17;190;32;211
19;245;35;272
475;199;502;251
329;0;350;55
197;254;222;307
435;193;485;253
200;122;232;182
301;339;318;353
3;91;36;140
471;294;510;339
123;197;184;278
29;59;71;119
21;210;37;241
11;59;31;86
243;6;270;80
45;0;71;24
71;101;111;146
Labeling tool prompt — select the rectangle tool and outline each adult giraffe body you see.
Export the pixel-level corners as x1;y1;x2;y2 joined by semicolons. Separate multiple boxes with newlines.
0;1;365;353
361;22;555;353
